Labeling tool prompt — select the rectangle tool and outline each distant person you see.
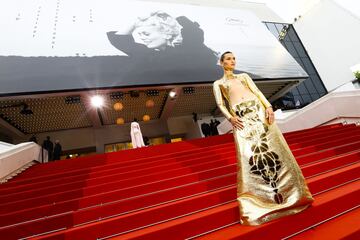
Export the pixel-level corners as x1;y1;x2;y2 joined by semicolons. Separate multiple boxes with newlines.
201;122;211;137
210;119;220;136
29;135;38;144
42;136;54;161
53;140;62;160
192;112;198;122
130;118;145;148
214;119;220;126
214;119;221;135
143;136;150;146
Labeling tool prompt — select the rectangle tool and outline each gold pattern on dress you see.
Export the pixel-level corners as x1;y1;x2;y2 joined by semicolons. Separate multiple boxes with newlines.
235;100;284;204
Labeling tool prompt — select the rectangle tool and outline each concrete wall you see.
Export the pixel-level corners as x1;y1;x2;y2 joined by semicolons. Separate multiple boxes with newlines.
277;89;360;132
93;119;169;153
293;0;360;91
167;115;195;136
15;119;169;153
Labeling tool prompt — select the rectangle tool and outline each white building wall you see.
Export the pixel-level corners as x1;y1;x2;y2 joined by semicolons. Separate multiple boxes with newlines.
293;0;360;91
167;116;195;136
139;0;284;22
249;0;321;23
15;120;169;153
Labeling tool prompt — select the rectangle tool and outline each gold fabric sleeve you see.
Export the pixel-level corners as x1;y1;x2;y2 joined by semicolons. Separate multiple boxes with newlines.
242;73;272;109
213;81;233;120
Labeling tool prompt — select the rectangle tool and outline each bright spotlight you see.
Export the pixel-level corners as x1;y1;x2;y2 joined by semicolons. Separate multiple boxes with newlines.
169;91;176;98
91;95;104;108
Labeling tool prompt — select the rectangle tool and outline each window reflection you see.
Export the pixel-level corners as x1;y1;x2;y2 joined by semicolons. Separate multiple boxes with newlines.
264;22;327;110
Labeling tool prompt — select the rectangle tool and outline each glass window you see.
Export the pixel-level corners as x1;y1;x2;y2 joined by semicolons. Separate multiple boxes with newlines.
284;41;299;57
294;57;305;69
283;31;292;42
263;22;327;110
290;95;304;108
275;23;285;32
291;87;300;95
310;75;327;93
150;137;166;145
304;79;318;94
301;94;312;104
297;83;309;94
293;42;308;57
266;23;280;37
276;24;287;40
171;138;182;143
319;91;327;97
287;27;299;42
310;93;320;101
301;58;316;74
279;24;291;42
281;92;295;102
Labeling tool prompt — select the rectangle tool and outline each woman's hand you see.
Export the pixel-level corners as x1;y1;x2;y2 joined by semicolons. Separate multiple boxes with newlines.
265;107;275;125
230;116;244;130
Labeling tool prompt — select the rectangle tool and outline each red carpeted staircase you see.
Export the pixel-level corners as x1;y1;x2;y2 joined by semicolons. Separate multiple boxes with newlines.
0;123;359;240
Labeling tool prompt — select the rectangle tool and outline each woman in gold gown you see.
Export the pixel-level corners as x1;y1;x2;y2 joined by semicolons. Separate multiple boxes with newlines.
213;51;313;225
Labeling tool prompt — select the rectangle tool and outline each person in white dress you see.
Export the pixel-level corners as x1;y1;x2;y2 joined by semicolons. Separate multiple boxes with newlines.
130;118;145;148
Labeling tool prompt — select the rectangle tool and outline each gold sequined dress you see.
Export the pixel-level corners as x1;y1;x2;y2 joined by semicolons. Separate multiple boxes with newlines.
213;73;313;225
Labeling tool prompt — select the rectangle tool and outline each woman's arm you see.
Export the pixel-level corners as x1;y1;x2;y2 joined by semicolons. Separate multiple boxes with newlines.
242;73;272;109
242;74;275;124
107;32;150;56
213;81;244;129
213;81;233;120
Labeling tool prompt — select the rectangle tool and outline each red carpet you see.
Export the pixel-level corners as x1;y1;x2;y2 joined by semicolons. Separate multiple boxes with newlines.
0;123;359;239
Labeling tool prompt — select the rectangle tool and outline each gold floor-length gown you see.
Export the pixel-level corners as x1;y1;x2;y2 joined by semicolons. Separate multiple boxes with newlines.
213;73;313;225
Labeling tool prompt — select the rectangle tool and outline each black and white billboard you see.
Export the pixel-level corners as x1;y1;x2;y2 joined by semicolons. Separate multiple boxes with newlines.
0;0;307;95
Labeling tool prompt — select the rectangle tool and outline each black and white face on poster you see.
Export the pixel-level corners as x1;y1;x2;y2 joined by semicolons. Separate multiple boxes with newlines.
0;0;307;95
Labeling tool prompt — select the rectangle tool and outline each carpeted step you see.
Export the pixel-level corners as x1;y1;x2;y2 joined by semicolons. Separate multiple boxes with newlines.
9;124;352;182
283;123;345;139
285;124;357;144
289;127;360;150
13;134;235;179
2;129;358;197
0;143;234;191
84;180;360;240
288;206;360;240
1;145;359;228
292;133;360;156
0;124;358;240
3;162;358;240
2;148;358;229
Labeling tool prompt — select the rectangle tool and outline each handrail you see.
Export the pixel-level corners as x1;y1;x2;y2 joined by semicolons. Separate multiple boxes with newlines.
276;90;360;133
328;78;360;93
0;142;45;183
